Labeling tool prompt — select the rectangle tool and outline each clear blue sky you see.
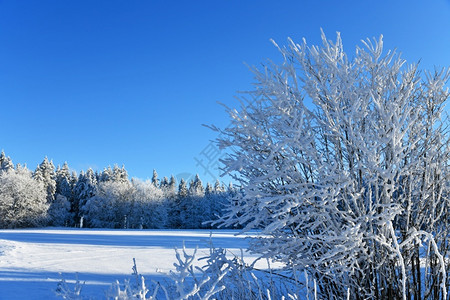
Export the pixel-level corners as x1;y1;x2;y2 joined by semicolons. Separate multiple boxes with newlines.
0;0;449;183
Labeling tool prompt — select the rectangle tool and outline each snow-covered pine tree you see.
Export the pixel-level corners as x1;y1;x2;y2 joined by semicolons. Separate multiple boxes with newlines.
214;31;450;299
73;168;97;225
182;174;207;228
100;166;113;182
50;162;73;226
151;169;159;188
188;174;204;198
33;157;57;206
214;180;225;194
207;180;228;227
205;182;214;196
55;163;72;200
160;176;169;190
112;165;129;183
178;178;188;198
0;150;14;173
168;175;177;196
170;178;188;228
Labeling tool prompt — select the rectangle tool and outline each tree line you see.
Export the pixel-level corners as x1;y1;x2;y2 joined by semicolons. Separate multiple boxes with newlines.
0;151;235;229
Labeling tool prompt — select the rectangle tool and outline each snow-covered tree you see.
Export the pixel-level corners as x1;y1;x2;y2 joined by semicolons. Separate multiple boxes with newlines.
178;178;188;198
168;178;188;228
73;168;97;224
214;180;225;194
130;178;167;229
205;182;214;196
188;174;204;198
55;163;72;200
180;174;208;228
112;165;128;183
48;194;72;227
151;169;159;188
0;150;14;173
168;175;177;195
0;168;48;228
50;162;73;226
215;31;450;299
100;166;113;182
33;157;56;203
81;180;133;228
160;176;169;189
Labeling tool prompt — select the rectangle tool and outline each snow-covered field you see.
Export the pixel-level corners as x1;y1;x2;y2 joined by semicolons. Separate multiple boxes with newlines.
0;228;260;299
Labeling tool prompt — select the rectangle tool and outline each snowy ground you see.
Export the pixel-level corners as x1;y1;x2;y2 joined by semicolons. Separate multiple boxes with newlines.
0;228;262;299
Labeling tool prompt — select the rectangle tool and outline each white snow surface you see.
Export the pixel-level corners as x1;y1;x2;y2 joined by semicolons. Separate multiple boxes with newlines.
0;228;262;299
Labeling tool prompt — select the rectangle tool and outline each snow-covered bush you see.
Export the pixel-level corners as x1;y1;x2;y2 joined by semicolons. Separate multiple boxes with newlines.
213;31;450;299
57;242;303;300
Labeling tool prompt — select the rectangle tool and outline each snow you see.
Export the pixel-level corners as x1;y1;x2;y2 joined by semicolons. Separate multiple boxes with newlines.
0;228;259;299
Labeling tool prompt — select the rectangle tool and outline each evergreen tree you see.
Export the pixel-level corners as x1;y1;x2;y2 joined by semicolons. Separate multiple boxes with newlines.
120;165;128;182
0;150;14;173
151;169;159;187
188;174;204;197
112;165;128;183
33;157;56;203
178;178;188;198
100;166;113;182
182;175;207;228
55;162;72;199
49;194;71;227
205;182;214;196
160;176;169;190
73;168;97;224
168;175;177;196
51;162;73;226
214;180;225;193
170;178;188;228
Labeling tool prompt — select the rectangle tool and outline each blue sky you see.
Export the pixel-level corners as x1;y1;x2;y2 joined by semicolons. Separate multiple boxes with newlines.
0;0;449;183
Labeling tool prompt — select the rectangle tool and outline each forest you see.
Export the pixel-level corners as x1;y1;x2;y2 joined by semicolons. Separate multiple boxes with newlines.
0;151;235;229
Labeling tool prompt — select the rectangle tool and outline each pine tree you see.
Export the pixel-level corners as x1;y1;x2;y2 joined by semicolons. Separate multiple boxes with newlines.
112;165;128;183
168;175;177;195
0;150;14;173
183;175;206;228
205;182;213;195
51;162;73;226
160;176;169;190
170;178;188;228
33;157;56;203
100;166;113;182
188;174;204;197
214;180;225;193
151;169;159;188
73;168;97;224
55;162;72;199
178;178;188;198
